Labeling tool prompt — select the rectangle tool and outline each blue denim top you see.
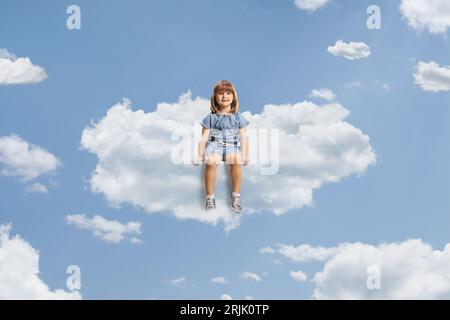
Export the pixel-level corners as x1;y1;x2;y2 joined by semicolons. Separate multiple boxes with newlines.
200;112;249;143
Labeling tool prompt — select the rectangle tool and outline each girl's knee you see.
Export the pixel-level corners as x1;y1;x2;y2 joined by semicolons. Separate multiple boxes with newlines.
226;154;242;165
205;155;221;166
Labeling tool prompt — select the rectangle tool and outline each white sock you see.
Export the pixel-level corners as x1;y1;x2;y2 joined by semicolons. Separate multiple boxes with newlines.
206;194;215;199
232;192;240;197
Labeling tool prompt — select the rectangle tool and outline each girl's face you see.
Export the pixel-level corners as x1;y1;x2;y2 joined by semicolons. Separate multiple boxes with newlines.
215;91;234;109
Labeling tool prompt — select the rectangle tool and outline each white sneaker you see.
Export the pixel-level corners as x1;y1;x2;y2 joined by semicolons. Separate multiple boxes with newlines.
230;194;242;213
205;197;216;210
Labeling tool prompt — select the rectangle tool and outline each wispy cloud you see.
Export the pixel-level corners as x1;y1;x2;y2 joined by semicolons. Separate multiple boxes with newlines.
259;246;275;254
309;88;336;101
277;243;350;262
344;81;390;91
169;277;187;287
211;276;227;284
344;81;363;88
294;0;332;12
0;134;61;183
26;182;48;193
239;272;261;282
65;214;142;244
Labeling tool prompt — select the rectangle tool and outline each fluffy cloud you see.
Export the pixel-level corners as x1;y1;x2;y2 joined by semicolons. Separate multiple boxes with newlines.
239;272;261;282
294;0;331;12
309;88;336;101
0;134;61;183
80;91;375;231
0;48;47;85
328;40;371;60
414;61;450;92
65;214;142;244
273;239;450;299
290;270;308;283
211;276;227;284
400;0;450;34
0;224;81;299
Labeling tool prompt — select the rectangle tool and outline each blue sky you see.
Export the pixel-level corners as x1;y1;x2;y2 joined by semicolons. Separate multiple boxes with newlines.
1;0;449;299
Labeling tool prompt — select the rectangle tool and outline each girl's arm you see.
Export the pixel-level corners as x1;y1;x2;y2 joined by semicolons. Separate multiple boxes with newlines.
196;127;209;165
239;127;249;165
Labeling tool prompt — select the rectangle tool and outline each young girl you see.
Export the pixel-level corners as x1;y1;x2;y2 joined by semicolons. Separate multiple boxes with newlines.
194;80;249;213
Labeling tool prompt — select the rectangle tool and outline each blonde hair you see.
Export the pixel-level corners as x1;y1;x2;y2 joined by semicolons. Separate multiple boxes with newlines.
210;80;239;114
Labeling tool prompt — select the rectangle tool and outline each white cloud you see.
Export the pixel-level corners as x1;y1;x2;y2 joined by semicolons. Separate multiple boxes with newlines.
0;224;81;299
239;272;261;282
278;243;350;262
400;0;450;34
372;80;391;91
220;293;233;300
26;182;48;193
290;270;308;283
211;276;227;284
259;246;275;254
309;88;336;101
219;293;252;299
80;92;375;231
414;61;450;92
0;134;61;182
314;240;450;299
170;277;187;287
130;237;142;244
345;81;390;91
328;40;371;60
65;214;142;244
344;81;363;88
274;239;450;299
0;49;16;59
294;0;331;12
0;48;47;85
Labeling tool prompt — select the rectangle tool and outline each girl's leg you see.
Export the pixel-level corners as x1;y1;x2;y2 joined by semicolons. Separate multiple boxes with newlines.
205;154;221;195
226;152;242;193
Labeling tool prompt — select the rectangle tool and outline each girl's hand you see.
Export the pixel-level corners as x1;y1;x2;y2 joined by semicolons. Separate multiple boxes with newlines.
242;154;249;166
193;154;205;166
